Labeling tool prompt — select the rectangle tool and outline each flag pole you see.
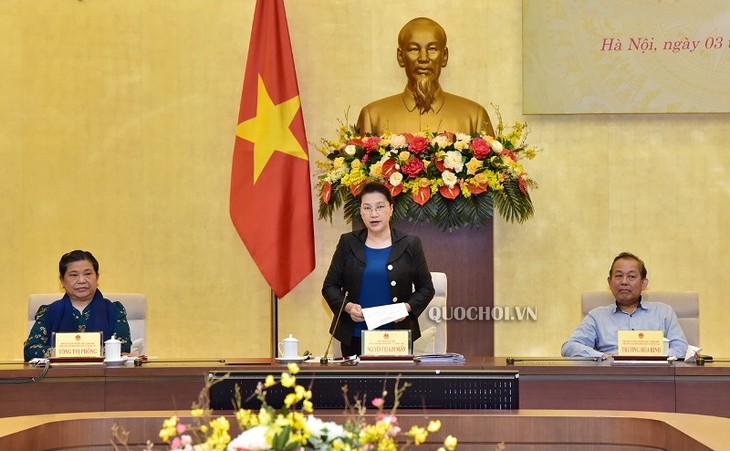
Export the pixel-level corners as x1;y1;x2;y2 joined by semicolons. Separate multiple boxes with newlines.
271;289;279;358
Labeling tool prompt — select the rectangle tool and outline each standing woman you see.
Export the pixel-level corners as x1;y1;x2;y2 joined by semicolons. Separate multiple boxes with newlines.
24;250;131;361
322;182;435;357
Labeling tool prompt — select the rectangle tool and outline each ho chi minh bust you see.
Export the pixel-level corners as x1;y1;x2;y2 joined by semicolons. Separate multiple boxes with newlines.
357;17;494;136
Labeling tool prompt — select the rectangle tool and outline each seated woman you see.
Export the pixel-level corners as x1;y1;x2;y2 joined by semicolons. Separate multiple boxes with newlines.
24;250;131;361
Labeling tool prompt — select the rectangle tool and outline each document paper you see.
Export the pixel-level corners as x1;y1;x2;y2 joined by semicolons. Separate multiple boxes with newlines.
362;303;408;330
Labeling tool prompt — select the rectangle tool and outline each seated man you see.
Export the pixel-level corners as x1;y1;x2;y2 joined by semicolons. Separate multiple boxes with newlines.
561;252;688;359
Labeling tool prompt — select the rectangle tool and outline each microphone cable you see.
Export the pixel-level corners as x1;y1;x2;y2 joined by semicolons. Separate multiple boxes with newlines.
0;360;50;384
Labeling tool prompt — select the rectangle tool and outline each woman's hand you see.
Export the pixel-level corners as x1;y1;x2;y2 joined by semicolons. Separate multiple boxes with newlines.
345;302;365;322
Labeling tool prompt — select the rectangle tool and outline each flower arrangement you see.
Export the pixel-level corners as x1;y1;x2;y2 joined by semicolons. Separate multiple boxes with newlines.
112;363;460;451
316;106;540;231
228;363;457;451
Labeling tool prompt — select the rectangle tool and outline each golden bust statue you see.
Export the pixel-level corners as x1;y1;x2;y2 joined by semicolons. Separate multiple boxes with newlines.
357;17;494;136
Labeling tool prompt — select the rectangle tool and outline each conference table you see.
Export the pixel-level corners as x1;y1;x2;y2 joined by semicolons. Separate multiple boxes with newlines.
4;357;730;449
2;356;730;418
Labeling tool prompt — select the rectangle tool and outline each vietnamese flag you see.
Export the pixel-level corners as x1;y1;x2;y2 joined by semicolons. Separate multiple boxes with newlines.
230;0;315;298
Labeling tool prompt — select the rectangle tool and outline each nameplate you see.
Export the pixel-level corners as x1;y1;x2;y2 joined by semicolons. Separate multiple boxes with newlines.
53;331;103;358
617;330;665;356
361;330;411;356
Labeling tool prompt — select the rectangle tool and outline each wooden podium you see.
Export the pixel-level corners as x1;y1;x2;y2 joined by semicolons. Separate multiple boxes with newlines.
395;220;494;356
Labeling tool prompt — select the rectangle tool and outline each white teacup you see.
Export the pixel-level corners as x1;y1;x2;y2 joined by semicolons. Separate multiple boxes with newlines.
105;335;122;361
278;334;299;359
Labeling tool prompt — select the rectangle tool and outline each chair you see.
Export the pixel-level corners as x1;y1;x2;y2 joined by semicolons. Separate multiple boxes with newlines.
27;293;147;353
580;291;699;346
413;272;448;354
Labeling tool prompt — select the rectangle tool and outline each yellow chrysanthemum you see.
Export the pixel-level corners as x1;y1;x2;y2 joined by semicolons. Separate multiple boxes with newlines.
264;374;276;388
341;169;367;187
287;363;300;375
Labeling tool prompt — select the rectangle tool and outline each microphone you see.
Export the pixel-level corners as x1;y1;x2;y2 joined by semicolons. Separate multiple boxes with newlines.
321;292;348;365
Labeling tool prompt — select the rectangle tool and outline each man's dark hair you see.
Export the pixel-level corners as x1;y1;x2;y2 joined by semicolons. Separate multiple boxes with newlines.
609;252;647;279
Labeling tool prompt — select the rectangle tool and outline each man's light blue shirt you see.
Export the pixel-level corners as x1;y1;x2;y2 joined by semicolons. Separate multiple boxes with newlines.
561;299;688;358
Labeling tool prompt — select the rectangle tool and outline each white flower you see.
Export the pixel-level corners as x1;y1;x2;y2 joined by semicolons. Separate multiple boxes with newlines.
227;426;270;451
389;172;403;187
431;134;450;148
490;140;504;153
344;144;357;156
443;150;464;172
306;415;346;441
455;132;471;143
389;134;408;149
324;165;348;183
442;171;458;188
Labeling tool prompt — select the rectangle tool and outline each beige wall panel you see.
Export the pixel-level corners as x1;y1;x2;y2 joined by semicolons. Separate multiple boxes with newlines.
1;1;729;361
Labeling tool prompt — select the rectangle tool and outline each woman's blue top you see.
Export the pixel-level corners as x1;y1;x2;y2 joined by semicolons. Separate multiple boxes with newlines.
354;245;392;338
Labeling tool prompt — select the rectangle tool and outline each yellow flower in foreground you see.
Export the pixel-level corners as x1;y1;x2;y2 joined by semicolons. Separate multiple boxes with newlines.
427;419;442;432
258;408;272;425
281;372;296;388
444;434;458;450
236;408;259;428
264;374;276;388
408;425;428;445
287;362;300;375
191;408;205;417
284;393;299;408
159;415;178;441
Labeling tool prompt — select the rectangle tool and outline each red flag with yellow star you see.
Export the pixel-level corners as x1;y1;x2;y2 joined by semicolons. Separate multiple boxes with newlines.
230;0;315;298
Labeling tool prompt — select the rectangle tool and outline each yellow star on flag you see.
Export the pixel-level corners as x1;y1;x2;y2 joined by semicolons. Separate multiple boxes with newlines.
236;75;308;182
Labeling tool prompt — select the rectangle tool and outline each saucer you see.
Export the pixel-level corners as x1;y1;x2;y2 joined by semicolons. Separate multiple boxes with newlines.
274;356;308;363
104;356;128;365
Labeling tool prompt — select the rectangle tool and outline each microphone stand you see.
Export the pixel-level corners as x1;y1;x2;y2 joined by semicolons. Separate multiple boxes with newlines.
321;292;348;365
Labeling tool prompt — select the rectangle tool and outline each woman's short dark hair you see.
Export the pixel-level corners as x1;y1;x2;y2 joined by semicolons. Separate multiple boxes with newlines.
59;250;99;278
360;181;393;204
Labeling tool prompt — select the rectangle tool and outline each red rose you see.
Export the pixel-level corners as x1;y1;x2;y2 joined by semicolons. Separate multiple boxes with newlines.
407;135;429;154
471;138;491;159
401;157;425;177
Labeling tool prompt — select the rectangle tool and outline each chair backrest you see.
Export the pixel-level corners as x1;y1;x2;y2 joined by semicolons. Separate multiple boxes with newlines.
580;291;699;346
28;293;147;351
414;272;448;354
